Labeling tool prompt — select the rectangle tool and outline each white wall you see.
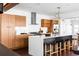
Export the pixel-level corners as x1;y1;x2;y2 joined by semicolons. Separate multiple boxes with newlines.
4;8;54;34
61;11;79;19
6;6;79;35
60;11;79;35
60;19;72;35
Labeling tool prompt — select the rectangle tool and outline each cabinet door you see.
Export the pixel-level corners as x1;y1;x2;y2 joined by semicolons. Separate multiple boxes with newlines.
53;20;59;24
41;19;53;33
0;14;2;42
15;15;26;26
1;14;15;49
15;35;28;49
1;14;9;48
8;15;15;49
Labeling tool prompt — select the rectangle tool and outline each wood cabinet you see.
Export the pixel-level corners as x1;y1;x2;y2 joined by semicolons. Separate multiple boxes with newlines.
41;19;53;33
1;14;15;49
0;14;26;49
53;20;59;24
41;19;59;33
0;14;1;42
15;34;28;49
15;15;26;26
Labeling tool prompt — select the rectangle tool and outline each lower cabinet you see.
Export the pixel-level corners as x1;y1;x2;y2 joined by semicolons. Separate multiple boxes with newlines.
14;34;28;49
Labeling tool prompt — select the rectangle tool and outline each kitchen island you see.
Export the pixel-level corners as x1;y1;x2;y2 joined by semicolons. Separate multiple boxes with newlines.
29;34;76;56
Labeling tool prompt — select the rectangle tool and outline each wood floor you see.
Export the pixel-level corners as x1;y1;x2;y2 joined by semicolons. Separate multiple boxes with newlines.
12;48;79;56
13;48;31;56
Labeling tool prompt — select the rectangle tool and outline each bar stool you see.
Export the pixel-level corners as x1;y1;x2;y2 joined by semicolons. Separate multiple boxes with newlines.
44;44;50;56
60;36;71;55
54;37;63;56
71;38;77;50
60;37;67;55
64;36;72;55
44;38;56;56
69;36;73;50
50;40;58;56
67;36;73;52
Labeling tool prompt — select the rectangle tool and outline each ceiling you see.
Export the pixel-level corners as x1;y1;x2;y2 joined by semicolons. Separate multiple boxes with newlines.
13;3;79;16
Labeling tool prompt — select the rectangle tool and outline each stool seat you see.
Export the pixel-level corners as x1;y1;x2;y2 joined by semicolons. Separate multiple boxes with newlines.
55;37;63;43
44;38;55;45
61;35;72;41
44;35;74;56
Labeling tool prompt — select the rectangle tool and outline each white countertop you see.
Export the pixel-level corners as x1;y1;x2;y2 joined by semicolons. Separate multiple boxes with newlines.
45;34;70;38
29;33;77;40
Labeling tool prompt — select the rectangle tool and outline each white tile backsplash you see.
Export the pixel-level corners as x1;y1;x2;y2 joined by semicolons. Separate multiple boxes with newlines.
15;27;28;35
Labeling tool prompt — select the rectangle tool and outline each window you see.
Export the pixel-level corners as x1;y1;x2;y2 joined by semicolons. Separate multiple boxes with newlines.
71;19;79;35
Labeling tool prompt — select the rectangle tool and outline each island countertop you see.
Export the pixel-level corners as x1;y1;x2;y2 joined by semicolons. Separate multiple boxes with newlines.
44;34;73;39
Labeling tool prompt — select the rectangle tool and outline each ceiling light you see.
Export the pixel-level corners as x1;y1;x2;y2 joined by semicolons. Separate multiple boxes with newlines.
56;7;61;19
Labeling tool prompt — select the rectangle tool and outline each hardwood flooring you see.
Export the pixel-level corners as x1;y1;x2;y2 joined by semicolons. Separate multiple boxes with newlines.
13;48;31;56
13;48;78;56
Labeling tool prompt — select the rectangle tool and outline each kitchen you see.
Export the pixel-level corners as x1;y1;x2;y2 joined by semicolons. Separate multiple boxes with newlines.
0;3;79;56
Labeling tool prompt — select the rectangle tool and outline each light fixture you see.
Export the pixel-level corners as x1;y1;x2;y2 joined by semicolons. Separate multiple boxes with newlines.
55;7;61;19
57;7;61;19
53;7;61;34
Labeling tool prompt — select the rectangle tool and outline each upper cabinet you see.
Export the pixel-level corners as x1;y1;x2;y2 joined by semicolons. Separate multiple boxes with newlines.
41;19;53;33
41;19;52;27
41;19;59;33
53;20;59;24
15;15;26;26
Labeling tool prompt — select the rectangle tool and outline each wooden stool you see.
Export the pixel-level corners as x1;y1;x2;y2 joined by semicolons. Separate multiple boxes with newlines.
50;43;58;56
70;39;74;50
60;36;71;55
63;41;67;55
44;43;58;56
59;42;62;56
60;41;66;55
44;38;56;56
67;40;71;50
72;39;78;50
44;43;50;56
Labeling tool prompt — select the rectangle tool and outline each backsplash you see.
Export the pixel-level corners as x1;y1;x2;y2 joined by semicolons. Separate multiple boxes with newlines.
15;27;28;35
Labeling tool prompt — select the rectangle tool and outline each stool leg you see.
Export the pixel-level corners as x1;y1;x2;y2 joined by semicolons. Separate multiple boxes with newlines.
50;44;52;56
72;40;75;50
55;43;58;56
45;44;47;56
45;44;46;56
64;42;66;55
50;44;54;56
70;40;73;51
68;40;71;54
60;42;61;56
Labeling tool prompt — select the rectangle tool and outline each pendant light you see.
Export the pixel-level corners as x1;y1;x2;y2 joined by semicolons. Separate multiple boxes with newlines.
57;7;61;19
55;7;61;19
